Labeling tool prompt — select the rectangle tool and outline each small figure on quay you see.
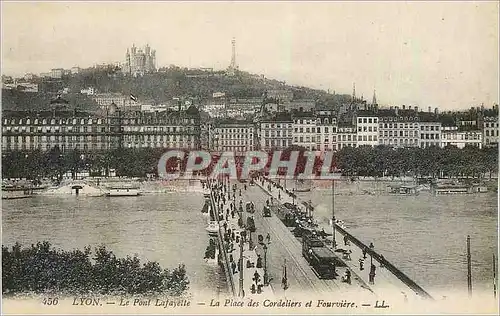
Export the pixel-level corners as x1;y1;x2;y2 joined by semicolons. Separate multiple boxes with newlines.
342;269;351;284
278;191;281;199
239;189;242;197
244;184;247;190
362;247;367;259
359;258;364;271
253;270;261;285
231;261;237;274
266;233;271;244
256;255;263;268
344;235;349;246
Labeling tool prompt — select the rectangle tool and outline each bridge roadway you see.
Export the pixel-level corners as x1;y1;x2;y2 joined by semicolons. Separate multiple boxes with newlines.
239;181;374;299
256;176;434;304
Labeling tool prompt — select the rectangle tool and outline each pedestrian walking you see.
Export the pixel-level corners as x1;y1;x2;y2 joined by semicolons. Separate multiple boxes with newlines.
266;233;271;244
256;255;263;268
359;258;364;271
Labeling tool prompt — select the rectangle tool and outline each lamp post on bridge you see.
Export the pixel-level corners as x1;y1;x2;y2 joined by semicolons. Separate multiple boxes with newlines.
369;242;375;266
263;242;269;286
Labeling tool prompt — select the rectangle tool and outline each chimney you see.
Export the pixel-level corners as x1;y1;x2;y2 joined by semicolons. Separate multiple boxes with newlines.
428;106;431;113
415;106;419;112
402;105;406;110
408;106;412;110
434;107;439;115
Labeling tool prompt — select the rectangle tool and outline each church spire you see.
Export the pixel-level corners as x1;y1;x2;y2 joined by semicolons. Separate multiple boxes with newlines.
372;89;377;105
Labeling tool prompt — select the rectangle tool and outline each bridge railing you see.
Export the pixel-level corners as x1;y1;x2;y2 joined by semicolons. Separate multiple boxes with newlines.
335;224;434;300
210;186;236;297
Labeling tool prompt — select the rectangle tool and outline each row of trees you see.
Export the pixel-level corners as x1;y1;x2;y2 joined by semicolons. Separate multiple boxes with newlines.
2;145;497;181
334;145;497;179
2;242;189;296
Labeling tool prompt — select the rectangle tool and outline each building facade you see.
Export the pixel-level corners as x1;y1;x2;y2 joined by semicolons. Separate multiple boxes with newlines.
259;113;293;151
292;111;317;151
377;108;419;148
356;111;379;147
441;126;482;149
482;116;499;147
315;108;337;151
2;106;201;153
336;125;357;149
212;120;255;155
418;121;442;148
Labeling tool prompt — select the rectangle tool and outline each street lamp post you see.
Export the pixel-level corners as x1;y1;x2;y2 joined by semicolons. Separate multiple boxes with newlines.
263;243;269;286
369;242;375;266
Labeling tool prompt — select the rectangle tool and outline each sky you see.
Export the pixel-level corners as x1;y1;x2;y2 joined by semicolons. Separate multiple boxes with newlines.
2;1;499;110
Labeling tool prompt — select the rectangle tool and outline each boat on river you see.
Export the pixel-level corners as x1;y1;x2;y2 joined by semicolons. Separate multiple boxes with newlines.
295;188;311;193
205;221;219;236
106;186;141;197
2;185;35;200
388;185;419;196
432;181;488;195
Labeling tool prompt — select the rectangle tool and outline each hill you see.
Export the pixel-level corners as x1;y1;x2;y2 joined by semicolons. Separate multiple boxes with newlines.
3;66;352;111
1;89;100;112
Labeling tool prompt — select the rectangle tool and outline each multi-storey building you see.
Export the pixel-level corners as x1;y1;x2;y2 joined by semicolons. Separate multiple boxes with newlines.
50;68;64;79
120;107;201;150
212;119;255;155
292;111;317;151
377;107;419;148
266;89;293;103
93;93;136;109
315;108;337;151
482;116;499;147
441;126;482;149
259;112;293;151
2;105;201;152
356;110;379;147
418;121;442;148
336;124;357;149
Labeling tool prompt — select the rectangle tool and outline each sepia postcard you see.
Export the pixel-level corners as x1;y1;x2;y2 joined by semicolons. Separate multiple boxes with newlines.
1;1;498;315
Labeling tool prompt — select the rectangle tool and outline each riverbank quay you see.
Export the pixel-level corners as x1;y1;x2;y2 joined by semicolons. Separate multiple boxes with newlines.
207;179;274;299
254;176;433;304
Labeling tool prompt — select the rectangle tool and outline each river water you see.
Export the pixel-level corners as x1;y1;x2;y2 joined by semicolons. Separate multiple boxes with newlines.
2;193;218;296
297;180;498;296
2;183;498;298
